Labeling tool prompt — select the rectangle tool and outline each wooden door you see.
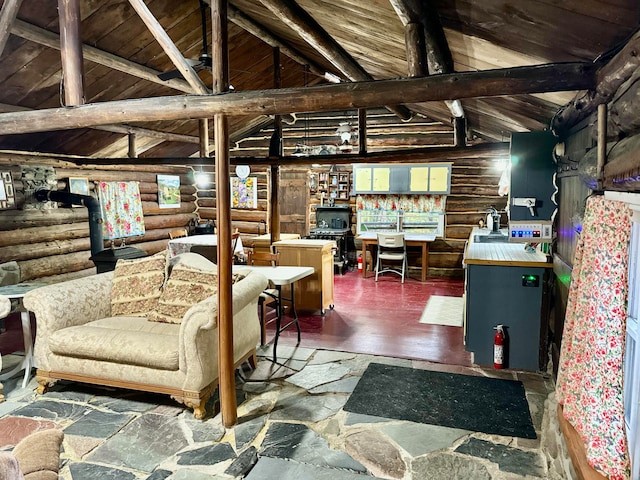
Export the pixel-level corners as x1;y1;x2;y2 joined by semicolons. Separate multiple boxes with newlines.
277;167;309;237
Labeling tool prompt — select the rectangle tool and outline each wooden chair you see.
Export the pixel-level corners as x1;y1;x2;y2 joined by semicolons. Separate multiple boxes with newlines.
247;250;280;346
169;228;188;239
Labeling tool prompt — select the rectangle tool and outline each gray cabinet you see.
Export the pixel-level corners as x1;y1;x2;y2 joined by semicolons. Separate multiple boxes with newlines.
353;163;451;194
465;264;548;371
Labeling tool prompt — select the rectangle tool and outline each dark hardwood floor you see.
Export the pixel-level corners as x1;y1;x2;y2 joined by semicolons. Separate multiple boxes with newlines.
273;268;472;366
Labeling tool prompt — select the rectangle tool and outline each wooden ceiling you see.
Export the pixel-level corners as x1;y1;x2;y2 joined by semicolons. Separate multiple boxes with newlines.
0;0;637;159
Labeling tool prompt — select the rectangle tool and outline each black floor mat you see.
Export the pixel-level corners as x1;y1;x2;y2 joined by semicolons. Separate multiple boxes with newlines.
343;363;536;439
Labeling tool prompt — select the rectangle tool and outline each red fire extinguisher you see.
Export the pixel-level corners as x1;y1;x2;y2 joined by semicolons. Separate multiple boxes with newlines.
493;325;505;369
357;254;363;271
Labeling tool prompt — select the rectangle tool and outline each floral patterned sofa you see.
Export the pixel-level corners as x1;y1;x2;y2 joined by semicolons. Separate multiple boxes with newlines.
23;252;267;419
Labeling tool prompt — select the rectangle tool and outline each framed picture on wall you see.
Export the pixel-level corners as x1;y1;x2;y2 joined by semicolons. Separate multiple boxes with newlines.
69;177;89;195
230;176;257;209
0;171;15;209
157;174;181;209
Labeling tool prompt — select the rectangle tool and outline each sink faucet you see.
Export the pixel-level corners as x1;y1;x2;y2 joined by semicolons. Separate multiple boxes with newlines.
487;207;501;233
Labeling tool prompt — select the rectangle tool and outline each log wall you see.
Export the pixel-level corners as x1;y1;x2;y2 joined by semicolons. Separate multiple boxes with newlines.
0;154;196;283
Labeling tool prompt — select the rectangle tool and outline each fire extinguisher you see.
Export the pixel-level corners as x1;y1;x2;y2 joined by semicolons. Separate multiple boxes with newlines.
357;254;363;271
493;325;505;369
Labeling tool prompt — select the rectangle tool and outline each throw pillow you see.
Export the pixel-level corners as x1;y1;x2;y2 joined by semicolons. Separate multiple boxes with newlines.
148;262;218;324
111;251;166;317
12;429;63;480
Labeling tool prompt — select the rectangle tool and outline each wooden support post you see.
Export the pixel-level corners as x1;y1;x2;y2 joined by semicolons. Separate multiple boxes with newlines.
58;0;84;106
358;108;367;154
211;0;236;429
199;119;209;157
454;116;466;147
128;133;137;158
405;22;427;77
270;164;280;242
597;103;607;191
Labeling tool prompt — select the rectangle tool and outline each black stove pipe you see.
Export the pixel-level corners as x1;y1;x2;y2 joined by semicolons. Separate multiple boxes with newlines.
34;189;104;257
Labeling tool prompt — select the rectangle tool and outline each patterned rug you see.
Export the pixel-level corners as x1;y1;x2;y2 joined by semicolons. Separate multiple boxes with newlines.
418;295;464;327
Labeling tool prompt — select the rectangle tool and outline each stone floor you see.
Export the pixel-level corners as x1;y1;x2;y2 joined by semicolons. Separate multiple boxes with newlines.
0;346;555;480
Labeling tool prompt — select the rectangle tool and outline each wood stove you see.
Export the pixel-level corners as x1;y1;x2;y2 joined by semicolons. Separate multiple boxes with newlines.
309;205;353;273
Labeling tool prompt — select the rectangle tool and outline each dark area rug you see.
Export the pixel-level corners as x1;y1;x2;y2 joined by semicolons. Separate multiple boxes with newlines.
343;363;536;439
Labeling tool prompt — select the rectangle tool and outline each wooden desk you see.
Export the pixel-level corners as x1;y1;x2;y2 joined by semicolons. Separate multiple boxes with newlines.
358;232;436;283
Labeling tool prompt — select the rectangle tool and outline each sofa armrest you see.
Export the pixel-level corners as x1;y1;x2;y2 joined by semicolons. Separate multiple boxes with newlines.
23;273;114;333
178;270;268;386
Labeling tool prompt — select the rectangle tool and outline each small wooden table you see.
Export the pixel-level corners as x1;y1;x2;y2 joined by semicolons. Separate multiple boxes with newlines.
0;283;46;389
358;232;436;283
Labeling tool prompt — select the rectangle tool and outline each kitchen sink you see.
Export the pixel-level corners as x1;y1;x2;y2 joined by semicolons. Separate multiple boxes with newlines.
473;234;510;243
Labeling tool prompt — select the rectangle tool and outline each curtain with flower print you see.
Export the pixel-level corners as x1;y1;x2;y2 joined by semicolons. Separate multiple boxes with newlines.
556;195;632;479
97;181;145;240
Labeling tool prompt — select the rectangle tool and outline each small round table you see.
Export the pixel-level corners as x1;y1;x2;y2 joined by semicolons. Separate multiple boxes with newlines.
0;283;46;390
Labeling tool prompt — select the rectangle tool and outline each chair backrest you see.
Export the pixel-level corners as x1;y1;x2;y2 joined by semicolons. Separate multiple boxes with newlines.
377;232;405;249
169;228;188;239
247;250;280;267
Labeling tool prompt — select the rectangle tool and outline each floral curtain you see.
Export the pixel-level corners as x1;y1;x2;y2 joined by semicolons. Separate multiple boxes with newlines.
98;181;145;240
556;195;632;479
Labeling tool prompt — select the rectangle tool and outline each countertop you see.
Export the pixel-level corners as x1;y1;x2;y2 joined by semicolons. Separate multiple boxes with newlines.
464;227;551;268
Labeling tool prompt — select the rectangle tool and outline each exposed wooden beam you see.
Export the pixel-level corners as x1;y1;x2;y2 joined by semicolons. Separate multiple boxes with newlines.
0;0;22;56
227;4;329;81
58;0;85;106
128;133;137;158
128;0;210;95
199;119;209;157
390;0;464;121
71;142;511;166
258;0;413;121
0;102;200;144
11;19;194;94
0;62;596;135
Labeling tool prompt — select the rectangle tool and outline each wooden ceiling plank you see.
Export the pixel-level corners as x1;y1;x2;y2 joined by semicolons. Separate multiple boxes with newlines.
228;3;327;80
11;19;194;93
0;61;595;135
128;0;209;94
258;0;413;121
0;0;23;56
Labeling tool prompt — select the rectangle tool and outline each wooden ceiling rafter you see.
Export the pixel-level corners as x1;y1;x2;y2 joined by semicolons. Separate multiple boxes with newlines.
0;0;23;56
127;0;210;95
11;19;194;94
389;0;466;137
258;0;413;121
227;3;328;81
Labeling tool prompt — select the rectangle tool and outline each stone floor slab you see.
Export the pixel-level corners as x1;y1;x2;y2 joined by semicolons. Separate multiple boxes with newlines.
454;437;546;477
286;363;351;390
177;443;236;466
260;422;366;473
309;350;357;365
63;409;134;439
309;376;360;394
270;392;348;422
67;462;138;480
245;457;372;480
382;423;471;457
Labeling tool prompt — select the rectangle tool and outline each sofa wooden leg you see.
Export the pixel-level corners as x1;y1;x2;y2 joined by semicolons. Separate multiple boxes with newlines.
35;373;56;395
248;351;258;369
192;400;207;420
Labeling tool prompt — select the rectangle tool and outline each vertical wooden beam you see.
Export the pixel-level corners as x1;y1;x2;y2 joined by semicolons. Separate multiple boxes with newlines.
454;116;466;147
211;0;236;428
128;133;137;158
58;0;84;106
358;108;367;154
597;103;607;191
270;47;282;242
0;0;23;57
199;119;209;157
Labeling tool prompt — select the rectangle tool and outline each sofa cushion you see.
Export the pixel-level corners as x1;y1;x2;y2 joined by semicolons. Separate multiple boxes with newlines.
148;261;218;324
111;251;166;317
12;429;63;480
49;317;179;370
